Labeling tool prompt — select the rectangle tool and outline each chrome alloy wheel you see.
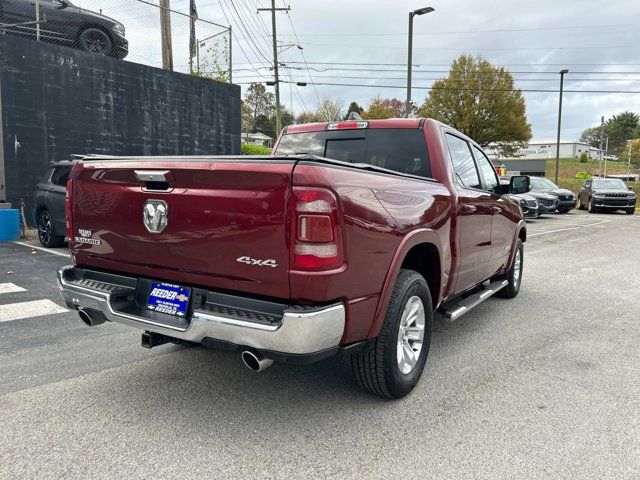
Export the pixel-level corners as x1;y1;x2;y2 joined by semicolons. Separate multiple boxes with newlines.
513;247;522;287
396;295;426;375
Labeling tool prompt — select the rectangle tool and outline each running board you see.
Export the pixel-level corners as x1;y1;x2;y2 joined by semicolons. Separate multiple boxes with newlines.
439;279;508;322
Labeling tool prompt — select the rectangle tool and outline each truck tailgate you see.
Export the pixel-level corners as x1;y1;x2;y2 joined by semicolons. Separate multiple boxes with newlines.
70;159;294;299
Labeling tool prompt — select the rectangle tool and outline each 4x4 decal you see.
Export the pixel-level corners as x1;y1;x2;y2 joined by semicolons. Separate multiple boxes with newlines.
236;256;278;268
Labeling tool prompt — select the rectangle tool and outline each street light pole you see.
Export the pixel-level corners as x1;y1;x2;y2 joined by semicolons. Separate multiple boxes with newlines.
406;6;434;118
554;69;568;184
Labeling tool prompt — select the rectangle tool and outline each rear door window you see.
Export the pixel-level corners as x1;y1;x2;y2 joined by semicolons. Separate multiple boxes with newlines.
472;145;499;193
276;129;431;178
50;166;71;186
445;134;481;189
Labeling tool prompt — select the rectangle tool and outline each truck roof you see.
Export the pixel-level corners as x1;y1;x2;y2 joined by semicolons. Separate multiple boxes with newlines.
285;117;425;134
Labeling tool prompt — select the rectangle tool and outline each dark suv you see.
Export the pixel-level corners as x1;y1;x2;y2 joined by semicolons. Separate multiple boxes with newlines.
578;178;636;214
34;160;76;247
0;0;128;58
528;176;576;213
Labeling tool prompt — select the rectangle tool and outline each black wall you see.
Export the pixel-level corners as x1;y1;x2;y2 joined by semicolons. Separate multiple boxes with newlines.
0;35;240;212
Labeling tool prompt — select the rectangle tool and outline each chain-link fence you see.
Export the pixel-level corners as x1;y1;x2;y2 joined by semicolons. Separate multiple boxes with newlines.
0;0;231;79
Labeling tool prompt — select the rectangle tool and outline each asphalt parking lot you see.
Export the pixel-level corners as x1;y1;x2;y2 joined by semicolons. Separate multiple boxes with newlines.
1;210;638;479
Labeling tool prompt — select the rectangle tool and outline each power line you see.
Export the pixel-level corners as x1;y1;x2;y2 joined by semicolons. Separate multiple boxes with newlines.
280;0;321;103
258;22;640;37
296;42;640;52
236;80;640;94
232;74;640;83
227;0;272;63
217;1;266;78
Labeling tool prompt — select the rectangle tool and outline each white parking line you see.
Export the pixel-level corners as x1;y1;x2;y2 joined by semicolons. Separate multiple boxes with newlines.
0;283;27;295
528;219;611;237
0;299;68;323
11;241;70;258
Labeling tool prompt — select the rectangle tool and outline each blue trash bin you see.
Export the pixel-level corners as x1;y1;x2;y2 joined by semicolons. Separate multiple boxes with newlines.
0;209;20;242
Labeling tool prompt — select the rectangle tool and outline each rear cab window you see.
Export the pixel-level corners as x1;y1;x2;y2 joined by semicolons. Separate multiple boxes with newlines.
275;129;431;178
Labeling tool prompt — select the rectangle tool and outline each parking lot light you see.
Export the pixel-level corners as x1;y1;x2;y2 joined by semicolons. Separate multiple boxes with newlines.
554;68;569;184
406;7;435;117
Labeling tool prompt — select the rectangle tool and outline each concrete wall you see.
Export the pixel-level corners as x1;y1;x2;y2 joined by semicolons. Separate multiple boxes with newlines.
0;35;240;211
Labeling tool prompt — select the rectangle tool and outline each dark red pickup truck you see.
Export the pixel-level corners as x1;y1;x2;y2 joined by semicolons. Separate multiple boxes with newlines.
57;118;529;398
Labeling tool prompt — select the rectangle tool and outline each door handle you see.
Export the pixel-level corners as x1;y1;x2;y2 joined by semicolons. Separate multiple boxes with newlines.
490;206;502;215
460;205;477;214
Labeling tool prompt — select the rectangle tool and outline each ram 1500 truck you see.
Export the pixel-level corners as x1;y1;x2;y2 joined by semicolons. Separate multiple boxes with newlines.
57;118;529;399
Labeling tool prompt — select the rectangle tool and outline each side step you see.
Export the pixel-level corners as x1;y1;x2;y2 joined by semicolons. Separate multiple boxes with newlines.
439;279;508;322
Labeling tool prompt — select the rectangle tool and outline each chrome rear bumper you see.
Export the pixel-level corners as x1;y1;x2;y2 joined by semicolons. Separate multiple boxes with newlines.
57;265;345;356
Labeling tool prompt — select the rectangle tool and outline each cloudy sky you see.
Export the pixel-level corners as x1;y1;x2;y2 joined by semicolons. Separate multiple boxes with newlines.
77;0;640;140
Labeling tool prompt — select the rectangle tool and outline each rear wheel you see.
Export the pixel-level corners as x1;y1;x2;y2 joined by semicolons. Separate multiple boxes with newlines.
497;239;523;299
558;208;571;214
37;210;65;248
627;208;635;215
587;198;596;213
79;28;112;56
350;269;433;399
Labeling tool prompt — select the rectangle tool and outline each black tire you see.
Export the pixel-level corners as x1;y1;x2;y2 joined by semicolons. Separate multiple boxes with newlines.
558;208;571;214
497;239;523;299
37;210;65;248
578;197;586;210
350;269;433;399
587;197;596;213
627;208;635;215
78;28;112;56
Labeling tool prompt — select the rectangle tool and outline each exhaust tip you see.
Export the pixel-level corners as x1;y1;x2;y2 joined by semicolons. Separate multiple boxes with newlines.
241;350;274;372
78;308;106;327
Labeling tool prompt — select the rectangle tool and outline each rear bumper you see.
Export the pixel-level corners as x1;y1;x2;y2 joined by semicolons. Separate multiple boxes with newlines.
57;266;345;359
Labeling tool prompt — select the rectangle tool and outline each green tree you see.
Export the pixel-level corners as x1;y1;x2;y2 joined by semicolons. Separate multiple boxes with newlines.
344;101;364;119
604;111;640;157
243;83;275;131
363;96;394;119
419;55;532;156
579;126;603;148
241;100;254;133
295;111;322;124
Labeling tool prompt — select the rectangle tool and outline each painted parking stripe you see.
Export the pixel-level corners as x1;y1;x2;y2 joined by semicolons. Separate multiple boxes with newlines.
11;241;70;258
0;299;68;323
528;219;610;237
0;283;27;295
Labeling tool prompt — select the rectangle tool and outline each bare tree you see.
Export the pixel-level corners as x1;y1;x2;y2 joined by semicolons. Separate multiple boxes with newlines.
315;98;344;122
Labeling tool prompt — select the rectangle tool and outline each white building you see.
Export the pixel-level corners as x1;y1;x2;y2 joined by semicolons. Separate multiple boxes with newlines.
241;132;273;147
498;140;602;160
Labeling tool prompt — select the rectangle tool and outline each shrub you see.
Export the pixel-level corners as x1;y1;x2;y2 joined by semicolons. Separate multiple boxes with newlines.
575;171;592;180
579;152;588;163
241;143;272;155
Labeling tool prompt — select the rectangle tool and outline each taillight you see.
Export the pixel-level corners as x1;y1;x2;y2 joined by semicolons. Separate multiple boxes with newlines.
291;187;343;271
65;177;73;241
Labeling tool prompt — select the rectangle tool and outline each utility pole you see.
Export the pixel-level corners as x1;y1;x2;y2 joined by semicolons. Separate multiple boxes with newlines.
35;0;41;41
554;68;568;184
627;140;633;182
604;136;609;177
598;115;604;177
406;7;434;117
258;2;290;135
159;0;173;71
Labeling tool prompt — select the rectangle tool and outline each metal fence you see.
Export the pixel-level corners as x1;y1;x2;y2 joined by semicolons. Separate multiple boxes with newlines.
0;0;231;80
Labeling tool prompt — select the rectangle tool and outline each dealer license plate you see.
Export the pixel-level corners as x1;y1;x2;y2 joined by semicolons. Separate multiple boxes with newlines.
147;282;191;317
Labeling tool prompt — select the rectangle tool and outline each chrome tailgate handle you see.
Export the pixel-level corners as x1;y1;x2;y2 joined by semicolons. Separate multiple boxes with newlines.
134;170;170;182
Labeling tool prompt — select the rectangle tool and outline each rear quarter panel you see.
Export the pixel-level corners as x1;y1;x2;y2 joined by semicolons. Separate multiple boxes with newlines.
291;162;451;342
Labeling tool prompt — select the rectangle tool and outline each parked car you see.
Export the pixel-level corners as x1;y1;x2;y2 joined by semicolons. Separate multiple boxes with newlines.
526;191;558;214
0;0;128;58
578;178;637;214
527;176;575;213
34;159;76;247
57;118;528;399
506;193;539;219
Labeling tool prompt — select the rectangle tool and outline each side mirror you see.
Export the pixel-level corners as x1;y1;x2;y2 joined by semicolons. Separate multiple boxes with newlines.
510;175;530;194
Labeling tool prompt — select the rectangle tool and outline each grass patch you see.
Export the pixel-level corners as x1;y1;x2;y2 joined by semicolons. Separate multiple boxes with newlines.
544;158;639;196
